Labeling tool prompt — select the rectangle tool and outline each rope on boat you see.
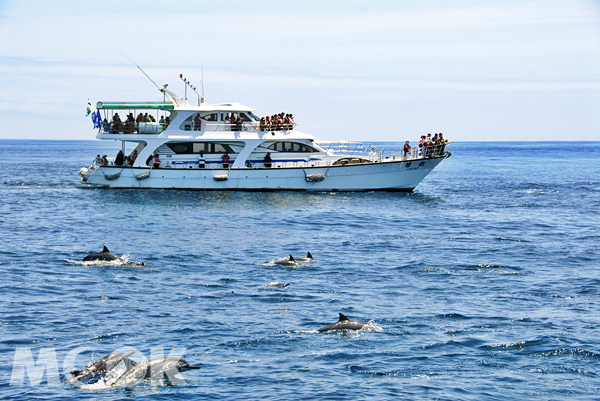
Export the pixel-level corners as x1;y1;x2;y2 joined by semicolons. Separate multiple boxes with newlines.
101;168;122;181
303;169;328;183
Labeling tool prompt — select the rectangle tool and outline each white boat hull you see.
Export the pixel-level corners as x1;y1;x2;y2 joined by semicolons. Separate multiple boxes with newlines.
83;156;447;192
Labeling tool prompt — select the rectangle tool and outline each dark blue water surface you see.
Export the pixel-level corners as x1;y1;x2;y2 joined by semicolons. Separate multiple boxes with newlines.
0;140;599;400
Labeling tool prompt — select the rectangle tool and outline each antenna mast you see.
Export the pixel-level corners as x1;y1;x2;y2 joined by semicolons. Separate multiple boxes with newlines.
107;43;160;90
180;74;202;105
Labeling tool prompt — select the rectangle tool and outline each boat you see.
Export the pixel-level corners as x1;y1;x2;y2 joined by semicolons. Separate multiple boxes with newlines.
79;83;451;191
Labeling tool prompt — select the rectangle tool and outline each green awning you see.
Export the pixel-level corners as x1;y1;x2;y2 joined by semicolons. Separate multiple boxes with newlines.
96;101;174;110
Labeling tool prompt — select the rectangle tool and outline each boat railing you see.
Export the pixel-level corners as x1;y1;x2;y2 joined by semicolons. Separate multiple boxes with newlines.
317;141;375;157
199;123;297;133
100;121;166;135
318;141;450;161
100;121;298;134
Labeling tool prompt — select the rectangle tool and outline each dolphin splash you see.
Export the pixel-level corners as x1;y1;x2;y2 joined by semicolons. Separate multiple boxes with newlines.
65;352;199;388
78;245;144;266
317;313;369;333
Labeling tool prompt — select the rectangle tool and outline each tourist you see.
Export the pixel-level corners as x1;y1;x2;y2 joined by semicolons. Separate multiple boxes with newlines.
403;141;411;157
95;154;102;165
115;150;124;166
284;114;292;130
198;153;205;168
222;153;230;168
246;160;252;168
194;114;202;130
101;155;109;166
102;119;111;132
259;117;266;131
112;113;123;132
130;150;138;165
153;153;161;168
264;152;272;168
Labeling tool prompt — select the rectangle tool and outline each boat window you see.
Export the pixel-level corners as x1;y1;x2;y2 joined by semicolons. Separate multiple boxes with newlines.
267;142;319;153
166;142;235;154
332;158;367;166
179;114;202;131
220;113;231;121
248;112;260;121
202;113;218;121
239;113;252;122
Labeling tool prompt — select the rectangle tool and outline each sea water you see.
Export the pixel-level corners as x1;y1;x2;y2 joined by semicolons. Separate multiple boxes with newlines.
0;140;599;400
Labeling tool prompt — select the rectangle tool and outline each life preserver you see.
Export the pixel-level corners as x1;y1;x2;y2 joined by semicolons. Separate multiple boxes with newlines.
124;121;134;133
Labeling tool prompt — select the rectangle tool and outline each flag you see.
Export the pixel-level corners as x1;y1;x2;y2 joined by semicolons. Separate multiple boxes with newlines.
86;100;101;129
85;100;93;117
92;109;101;129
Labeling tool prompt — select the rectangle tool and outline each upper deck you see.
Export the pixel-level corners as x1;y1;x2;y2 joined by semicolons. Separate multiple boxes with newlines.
95;87;301;139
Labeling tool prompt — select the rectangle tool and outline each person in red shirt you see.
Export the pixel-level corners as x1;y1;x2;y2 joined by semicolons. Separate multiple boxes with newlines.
222;153;231;168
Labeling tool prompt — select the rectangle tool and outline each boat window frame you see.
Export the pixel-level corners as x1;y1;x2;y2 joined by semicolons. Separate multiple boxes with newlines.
266;141;319;153
165;141;236;154
201;113;218;121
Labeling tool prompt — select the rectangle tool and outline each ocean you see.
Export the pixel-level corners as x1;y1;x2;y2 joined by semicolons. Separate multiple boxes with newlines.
0;140;599;400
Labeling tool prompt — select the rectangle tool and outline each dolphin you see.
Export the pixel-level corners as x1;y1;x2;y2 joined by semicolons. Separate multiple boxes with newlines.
82;246;122;262
317;313;368;333
66;351;137;385
274;255;299;266
295;252;314;262
111;357;200;387
266;282;290;288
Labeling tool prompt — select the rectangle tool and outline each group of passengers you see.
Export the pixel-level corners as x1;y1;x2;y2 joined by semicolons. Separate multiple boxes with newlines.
115;149;138;167
403;133;448;158
95;154;109;166
114;149;139;166
190;113;245;132
226;114;245;132
102;112;170;133
94;150;140;167
259;113;295;131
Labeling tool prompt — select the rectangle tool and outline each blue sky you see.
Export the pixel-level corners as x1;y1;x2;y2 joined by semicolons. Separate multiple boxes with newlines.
0;0;599;141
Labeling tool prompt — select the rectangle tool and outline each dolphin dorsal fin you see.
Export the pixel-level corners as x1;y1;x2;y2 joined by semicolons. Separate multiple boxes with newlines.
289;255;295;261
338;313;350;322
307;252;313;259
102;245;110;253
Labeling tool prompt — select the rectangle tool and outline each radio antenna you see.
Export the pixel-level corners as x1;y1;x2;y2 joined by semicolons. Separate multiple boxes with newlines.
201;64;205;102
107;43;160;90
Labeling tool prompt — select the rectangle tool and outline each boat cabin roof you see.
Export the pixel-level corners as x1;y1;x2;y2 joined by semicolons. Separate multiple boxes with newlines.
96;101;174;110
96;101;254;113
